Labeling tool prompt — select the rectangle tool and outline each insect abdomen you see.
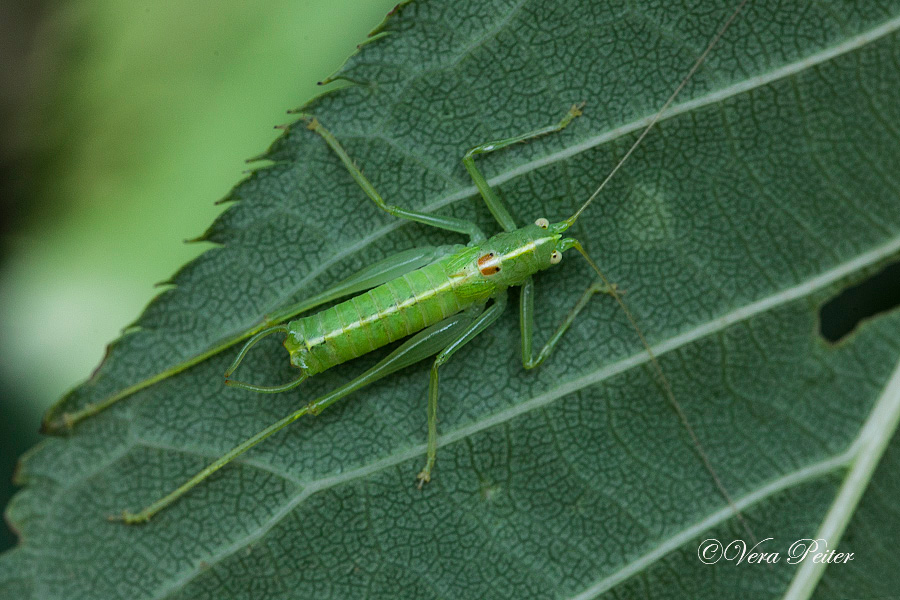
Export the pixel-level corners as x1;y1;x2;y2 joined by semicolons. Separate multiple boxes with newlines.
287;261;471;375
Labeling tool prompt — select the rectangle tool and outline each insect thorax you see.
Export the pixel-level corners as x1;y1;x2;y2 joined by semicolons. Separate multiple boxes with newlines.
469;224;563;288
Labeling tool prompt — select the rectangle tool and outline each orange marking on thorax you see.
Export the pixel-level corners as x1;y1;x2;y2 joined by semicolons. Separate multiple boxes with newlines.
477;252;501;276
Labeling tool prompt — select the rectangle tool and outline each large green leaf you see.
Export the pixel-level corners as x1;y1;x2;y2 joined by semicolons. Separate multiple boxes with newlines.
4;0;900;598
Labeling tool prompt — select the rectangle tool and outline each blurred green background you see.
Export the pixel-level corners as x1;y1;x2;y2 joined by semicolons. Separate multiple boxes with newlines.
0;0;397;552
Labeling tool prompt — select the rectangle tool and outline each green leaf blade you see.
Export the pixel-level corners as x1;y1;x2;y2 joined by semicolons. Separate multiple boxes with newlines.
6;1;900;598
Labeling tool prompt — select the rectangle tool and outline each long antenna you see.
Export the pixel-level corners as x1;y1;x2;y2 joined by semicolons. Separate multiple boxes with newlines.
568;0;755;541
567;0;750;226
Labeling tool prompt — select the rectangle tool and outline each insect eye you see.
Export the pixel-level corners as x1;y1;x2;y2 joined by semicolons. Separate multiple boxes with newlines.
535;218;550;229
550;251;562;264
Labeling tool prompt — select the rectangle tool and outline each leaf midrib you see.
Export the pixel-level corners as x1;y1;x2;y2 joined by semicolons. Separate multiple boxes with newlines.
783;357;900;599
140;231;900;599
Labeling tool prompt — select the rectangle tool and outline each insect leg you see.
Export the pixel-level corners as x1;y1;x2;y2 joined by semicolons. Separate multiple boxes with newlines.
417;291;509;488
306;118;486;242
43;246;462;433
462;104;583;232
519;276;617;369
113;309;482;524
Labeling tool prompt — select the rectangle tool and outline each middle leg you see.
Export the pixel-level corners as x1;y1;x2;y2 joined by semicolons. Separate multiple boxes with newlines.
417;291;509;487
519;276;619;369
